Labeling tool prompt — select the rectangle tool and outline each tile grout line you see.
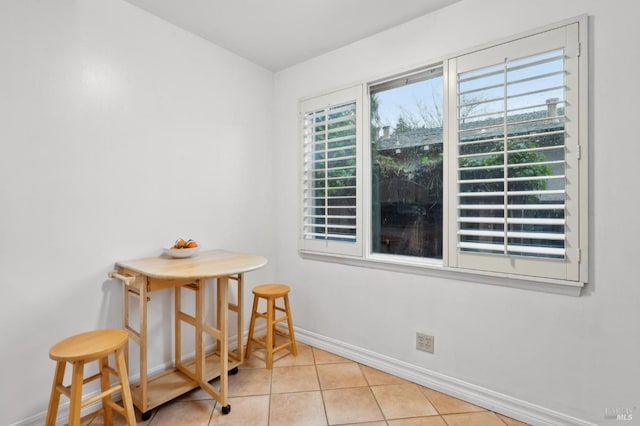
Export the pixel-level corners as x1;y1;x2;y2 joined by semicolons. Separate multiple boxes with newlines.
311;347;333;426
358;363;390;424
267;357;274;426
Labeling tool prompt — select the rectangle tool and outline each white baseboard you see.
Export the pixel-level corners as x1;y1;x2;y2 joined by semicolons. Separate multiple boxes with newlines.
294;327;597;426
13;324;594;426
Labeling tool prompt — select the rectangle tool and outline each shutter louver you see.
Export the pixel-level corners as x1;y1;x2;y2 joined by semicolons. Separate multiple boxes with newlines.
303;101;358;243
456;49;567;259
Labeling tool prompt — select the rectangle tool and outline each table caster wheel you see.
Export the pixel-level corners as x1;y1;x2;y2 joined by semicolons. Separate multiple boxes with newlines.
229;366;239;375
221;404;231;415
141;411;152;421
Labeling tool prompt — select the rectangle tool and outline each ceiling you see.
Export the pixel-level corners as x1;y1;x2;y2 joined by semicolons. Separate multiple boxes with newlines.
123;0;462;71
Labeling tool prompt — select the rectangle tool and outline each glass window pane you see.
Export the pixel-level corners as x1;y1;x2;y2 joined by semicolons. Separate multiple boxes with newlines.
370;71;444;259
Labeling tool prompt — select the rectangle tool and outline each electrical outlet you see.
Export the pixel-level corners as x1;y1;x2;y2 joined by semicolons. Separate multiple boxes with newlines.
416;332;434;353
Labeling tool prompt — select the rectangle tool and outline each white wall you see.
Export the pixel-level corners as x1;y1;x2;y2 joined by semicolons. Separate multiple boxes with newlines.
273;0;640;424
0;1;274;425
3;0;639;425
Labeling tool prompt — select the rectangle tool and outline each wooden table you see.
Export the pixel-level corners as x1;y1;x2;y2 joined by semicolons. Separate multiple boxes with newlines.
109;249;267;418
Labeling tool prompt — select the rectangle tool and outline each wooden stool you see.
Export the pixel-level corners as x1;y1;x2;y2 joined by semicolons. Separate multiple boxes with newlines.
245;284;298;369
45;329;136;426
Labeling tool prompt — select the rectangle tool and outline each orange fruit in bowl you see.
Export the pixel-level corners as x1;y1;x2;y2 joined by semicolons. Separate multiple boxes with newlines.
172;238;198;249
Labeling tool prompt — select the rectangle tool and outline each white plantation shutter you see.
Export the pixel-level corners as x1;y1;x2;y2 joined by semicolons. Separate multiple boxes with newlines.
448;24;585;281
300;86;363;257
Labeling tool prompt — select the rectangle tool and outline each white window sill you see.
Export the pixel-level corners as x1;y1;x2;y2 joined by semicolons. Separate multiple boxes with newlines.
299;250;585;296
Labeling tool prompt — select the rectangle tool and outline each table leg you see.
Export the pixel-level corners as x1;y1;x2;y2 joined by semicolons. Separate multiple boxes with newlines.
192;277;231;414
138;276;148;410
213;275;243;363
195;279;204;383
216;278;222;355
112;271;146;415
217;276;230;411
235;274;244;363
175;286;182;372
123;278;130;370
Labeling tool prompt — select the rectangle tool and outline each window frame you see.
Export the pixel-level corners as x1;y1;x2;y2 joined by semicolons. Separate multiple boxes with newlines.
298;15;588;295
367;65;446;264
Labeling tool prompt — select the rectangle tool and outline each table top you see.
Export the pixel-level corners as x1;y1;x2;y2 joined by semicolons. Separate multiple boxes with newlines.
115;249;267;279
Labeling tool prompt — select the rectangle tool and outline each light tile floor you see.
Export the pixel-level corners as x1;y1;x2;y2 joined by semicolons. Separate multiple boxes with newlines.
83;341;530;426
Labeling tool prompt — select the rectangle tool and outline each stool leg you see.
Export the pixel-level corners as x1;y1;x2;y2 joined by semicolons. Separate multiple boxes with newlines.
45;361;66;426
245;295;259;358
115;347;137;426
99;356;114;425
68;361;85;426
284;294;298;356
265;297;274;369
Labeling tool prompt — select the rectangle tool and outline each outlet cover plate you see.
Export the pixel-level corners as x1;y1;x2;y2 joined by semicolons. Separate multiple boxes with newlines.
416;332;434;353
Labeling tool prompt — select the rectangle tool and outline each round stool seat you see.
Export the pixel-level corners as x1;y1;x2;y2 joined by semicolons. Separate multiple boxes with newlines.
50;329;129;362
252;283;290;298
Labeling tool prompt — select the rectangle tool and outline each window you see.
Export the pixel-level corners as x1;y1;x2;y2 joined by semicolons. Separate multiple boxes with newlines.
299;18;588;288
370;68;444;259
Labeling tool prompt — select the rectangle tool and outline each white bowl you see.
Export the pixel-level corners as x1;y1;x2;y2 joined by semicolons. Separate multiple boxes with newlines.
162;246;200;258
